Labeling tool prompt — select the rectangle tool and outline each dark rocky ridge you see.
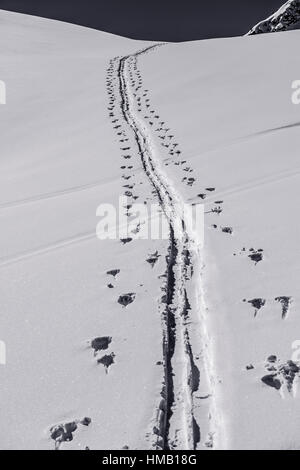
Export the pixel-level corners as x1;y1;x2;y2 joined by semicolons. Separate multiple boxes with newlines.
247;0;300;35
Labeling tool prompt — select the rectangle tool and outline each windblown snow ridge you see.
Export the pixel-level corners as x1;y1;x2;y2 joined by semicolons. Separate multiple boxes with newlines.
247;0;300;35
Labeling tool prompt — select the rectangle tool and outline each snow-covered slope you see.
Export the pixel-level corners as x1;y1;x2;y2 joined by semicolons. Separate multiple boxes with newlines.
0;10;165;450
247;0;300;35
138;30;300;449
1;9;300;450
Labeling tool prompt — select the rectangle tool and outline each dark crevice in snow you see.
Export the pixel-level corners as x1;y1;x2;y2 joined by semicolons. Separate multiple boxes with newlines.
97;352;115;373
118;293;136;307
91;336;112;354
243;297;266;317
262;355;300;396
275;296;292;319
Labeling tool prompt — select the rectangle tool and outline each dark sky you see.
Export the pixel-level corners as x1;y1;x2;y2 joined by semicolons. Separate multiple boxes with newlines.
0;0;285;41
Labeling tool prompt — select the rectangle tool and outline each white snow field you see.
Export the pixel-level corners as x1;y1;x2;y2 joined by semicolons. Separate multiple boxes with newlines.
1;9;300;450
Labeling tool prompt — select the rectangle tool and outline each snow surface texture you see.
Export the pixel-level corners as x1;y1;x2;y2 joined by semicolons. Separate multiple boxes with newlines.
247;0;300;35
1;10;300;450
138;31;300;450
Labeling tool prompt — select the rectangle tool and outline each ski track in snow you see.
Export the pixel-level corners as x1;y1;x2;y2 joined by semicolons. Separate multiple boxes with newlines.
0;231;95;268
107;44;220;450
0;175;119;211
188;165;300;205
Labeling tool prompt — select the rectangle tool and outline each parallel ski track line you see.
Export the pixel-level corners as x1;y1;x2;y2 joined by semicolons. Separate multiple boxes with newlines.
0;230;95;268
116;45;201;450
0;176;119;211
